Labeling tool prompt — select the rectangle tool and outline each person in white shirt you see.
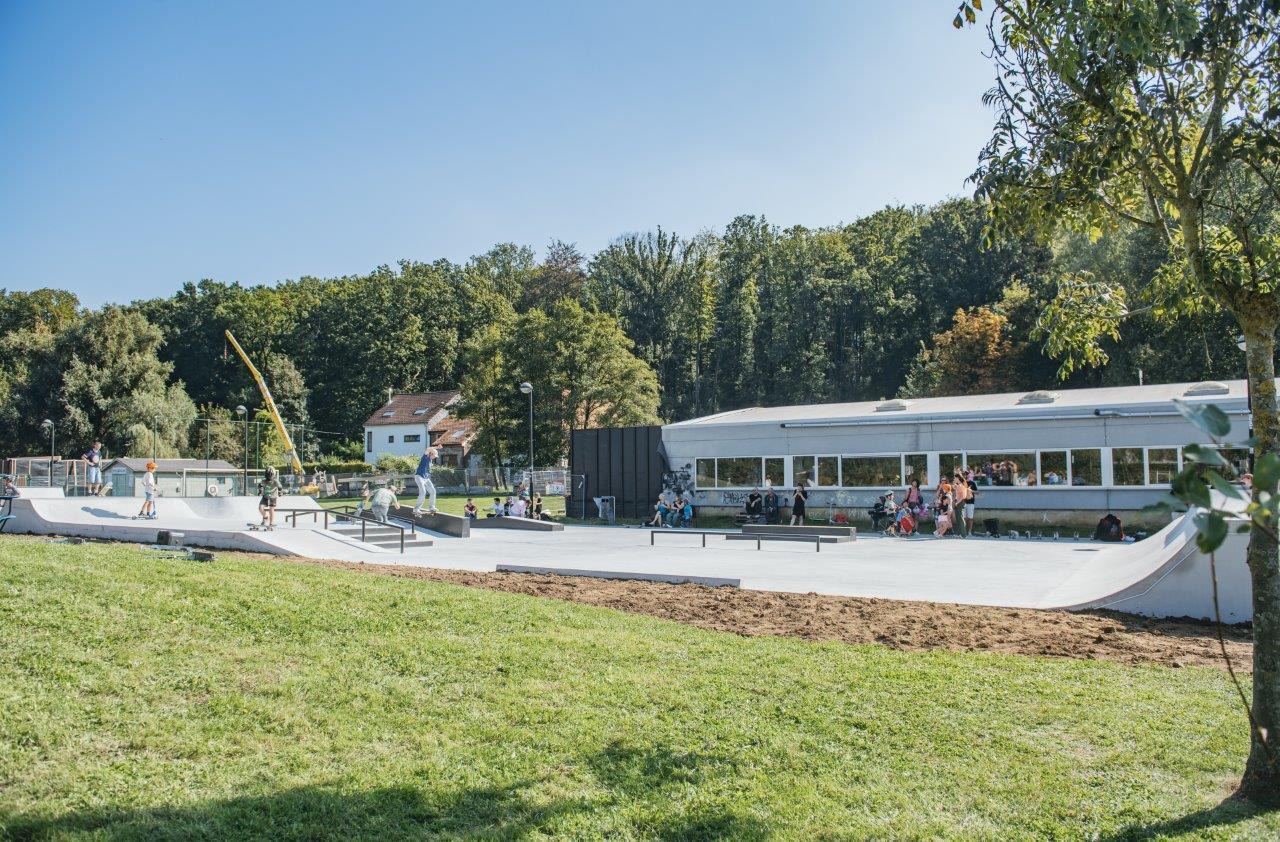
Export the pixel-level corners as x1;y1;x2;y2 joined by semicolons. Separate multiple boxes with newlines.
511;496;527;518
135;461;158;519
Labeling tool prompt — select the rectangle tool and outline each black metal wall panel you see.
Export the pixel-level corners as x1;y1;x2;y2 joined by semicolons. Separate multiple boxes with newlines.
568;425;665;519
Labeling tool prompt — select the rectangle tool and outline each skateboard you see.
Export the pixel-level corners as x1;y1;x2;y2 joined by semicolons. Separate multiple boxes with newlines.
245;522;275;532
131;514;158;520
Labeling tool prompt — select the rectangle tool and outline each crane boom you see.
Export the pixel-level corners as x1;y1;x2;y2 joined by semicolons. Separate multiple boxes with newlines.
224;330;303;475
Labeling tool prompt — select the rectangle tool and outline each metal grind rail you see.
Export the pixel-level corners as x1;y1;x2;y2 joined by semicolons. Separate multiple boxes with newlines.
279;505;413;553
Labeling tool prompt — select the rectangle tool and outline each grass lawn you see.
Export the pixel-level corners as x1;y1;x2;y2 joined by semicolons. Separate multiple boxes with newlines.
320;492;568;520
1;536;1276;839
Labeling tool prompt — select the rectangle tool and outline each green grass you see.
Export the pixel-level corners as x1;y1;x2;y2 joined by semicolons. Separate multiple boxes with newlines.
320;492;568;520
1;536;1276;840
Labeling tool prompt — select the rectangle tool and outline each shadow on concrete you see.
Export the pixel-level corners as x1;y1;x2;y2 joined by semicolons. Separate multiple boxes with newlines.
80;506;132;520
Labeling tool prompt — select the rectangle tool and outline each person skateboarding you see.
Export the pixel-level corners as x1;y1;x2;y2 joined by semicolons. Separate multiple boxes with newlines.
82;441;104;495
412;445;439;516
257;466;282;529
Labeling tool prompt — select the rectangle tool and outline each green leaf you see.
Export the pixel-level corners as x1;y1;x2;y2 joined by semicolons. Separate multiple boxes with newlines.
1205;469;1245;500
1141;497;1177;515
953;12;964;28
1170;467;1211;509
1193;511;1228;553
1171;399;1232;438
1255;452;1280;493
1181;443;1227;467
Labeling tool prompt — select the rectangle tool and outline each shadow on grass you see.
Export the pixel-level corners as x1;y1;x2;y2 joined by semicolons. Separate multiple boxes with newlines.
1;742;767;841
1099;794;1273;841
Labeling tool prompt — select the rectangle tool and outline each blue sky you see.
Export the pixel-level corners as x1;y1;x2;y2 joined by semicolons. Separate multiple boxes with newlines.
0;1;995;306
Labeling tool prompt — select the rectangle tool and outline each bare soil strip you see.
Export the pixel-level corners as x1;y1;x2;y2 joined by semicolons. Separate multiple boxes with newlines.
298;557;1252;671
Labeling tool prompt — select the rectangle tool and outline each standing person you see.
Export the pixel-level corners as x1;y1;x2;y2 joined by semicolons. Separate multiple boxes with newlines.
257;466;282;529
789;481;809;526
950;472;969;537
412;446;439;516
964;469;979;535
3;476;20;497
904;479;924;518
934;491;953;538
135;461;158;520
82;441;104;495
511;496;527;518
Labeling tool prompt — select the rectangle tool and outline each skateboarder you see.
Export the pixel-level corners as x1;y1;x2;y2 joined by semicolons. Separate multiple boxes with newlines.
370;482;399;523
412;445;439;516
257;466;282;529
135;461;158;519
82;441;104;495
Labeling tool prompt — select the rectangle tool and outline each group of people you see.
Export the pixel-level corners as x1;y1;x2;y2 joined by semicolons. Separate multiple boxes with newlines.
647;494;695;528
865;470;980;538
738;484;810;526
480;494;554;521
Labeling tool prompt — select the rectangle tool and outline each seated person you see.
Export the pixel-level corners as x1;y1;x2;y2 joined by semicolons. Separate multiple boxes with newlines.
533;495;554;521
745;488;763;522
762;488;780;524
886;506;915;537
463;498;478;519
648;497;669;527
676;497;694;528
1094;513;1124;542
2;476;18;497
488;496;504;517
869;495;895;530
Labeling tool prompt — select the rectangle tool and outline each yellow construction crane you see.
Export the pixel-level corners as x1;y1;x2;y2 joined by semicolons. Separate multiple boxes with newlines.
224;330;303;475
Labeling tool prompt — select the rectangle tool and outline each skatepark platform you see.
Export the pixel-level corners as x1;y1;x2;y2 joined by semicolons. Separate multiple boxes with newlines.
0;490;1253;621
471;515;564;531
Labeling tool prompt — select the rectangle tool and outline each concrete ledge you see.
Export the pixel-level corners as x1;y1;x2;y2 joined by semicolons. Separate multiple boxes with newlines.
743;524;856;538
396;510;470;538
472;516;564;532
725;533;853;544
495;564;739;588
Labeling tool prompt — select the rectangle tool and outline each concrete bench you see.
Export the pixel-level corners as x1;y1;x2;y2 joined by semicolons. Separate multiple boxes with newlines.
742;523;856;539
472;516;564;532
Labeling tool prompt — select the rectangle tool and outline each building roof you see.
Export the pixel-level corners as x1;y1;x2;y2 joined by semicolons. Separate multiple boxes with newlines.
363;390;461;427
104;458;238;472
665;380;1253;429
431;414;477;451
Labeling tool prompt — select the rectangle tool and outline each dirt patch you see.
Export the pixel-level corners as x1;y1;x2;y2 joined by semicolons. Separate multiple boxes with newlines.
295;558;1252;671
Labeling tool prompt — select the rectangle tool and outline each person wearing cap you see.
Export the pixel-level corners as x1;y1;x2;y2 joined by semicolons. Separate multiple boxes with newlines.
135;461;158;519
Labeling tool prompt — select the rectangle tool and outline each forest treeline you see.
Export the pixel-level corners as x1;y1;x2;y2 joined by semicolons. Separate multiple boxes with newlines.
0;197;1246;467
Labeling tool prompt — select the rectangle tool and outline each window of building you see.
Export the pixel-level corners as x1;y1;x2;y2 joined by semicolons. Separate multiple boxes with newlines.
903;453;928;487
817;456;839;487
840;456;901;487
1039;451;1068;486
969;452;1036;486
1112;447;1145;486
366;431;372;453
792;456;815;487
939;453;964;478
718;457;762;487
387;435;395;444
1070;449;1102;485
404;434;422;443
696;458;716;488
1147;448;1179;485
764;458;785;486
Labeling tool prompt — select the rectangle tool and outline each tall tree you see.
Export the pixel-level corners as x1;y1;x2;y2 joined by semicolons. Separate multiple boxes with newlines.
959;0;1280;800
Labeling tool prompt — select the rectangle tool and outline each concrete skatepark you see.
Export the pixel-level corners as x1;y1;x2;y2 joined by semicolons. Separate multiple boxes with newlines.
1;488;1252;622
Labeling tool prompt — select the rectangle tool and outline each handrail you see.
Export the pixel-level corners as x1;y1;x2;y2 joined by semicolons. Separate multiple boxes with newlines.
324;504;412;553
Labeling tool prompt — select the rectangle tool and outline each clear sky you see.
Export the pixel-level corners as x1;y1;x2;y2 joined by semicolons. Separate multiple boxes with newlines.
0;0;996;306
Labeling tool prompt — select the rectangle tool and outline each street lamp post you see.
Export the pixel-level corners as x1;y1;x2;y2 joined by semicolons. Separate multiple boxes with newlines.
519;382;533;497
1239;336;1254;473
40;419;54;488
236;405;248;494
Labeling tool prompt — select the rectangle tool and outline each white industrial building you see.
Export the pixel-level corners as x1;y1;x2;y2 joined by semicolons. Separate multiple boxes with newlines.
661;380;1252;515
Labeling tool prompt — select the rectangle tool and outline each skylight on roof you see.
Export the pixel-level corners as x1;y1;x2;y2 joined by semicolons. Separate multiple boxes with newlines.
1018;390;1060;404
451;429;465;440
412;407;429;415
1183;381;1229;396
381;411;394;417
875;399;911;412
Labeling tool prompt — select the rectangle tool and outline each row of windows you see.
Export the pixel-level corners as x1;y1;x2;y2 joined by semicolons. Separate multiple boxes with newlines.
365;431;434;451
694;447;1251;490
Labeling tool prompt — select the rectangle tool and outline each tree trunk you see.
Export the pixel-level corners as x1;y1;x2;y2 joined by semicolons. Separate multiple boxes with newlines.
1240;321;1280;804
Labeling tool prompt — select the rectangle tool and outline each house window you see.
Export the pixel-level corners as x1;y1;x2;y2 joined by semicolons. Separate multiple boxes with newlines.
903;454;928;486
695;458;716;488
1112;447;1145;486
718;457;762;487
816;456;839;487
968;452;1036;486
366;431;372;452
840;456;900;487
388;435;395;444
1039;451;1068;485
1147;448;1179;485
792;456;815;487
1070;449;1102;485
763;458;785;487
404;434;421;443
939;453;964;477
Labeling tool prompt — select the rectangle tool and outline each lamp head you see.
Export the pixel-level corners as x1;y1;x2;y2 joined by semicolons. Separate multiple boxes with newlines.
1237;335;1248;353
518;382;533;395
40;418;53;430
235;405;247;416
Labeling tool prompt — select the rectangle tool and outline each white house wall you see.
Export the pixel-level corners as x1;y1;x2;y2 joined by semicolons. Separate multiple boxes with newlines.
365;423;431;462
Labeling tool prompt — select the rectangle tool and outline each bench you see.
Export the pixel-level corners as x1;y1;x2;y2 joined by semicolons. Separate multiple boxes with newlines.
650;529;722;548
